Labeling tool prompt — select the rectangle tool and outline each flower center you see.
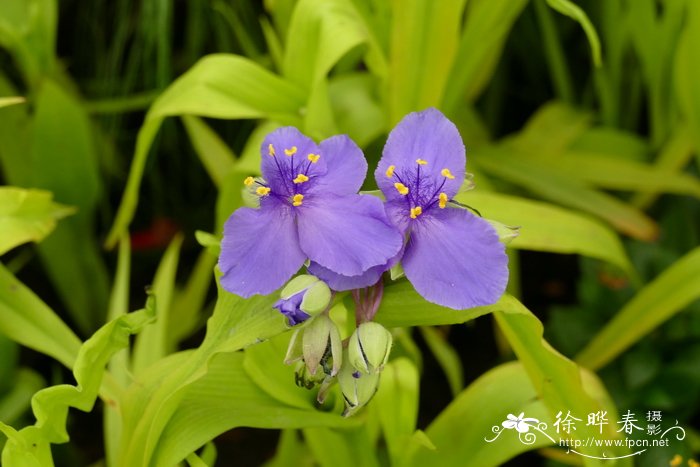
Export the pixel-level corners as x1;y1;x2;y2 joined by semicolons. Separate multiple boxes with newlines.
385;158;453;219
248;144;322;207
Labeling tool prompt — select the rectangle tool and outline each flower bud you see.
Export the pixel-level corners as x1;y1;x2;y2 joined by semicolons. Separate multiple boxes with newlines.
302;315;343;377
274;275;332;326
348;322;392;374
338;358;380;417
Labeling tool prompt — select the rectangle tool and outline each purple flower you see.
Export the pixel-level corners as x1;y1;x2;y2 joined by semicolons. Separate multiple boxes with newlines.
273;291;310;326
219;127;403;298
374;108;508;309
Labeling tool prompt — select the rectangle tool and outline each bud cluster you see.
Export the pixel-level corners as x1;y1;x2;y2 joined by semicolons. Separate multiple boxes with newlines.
274;276;394;416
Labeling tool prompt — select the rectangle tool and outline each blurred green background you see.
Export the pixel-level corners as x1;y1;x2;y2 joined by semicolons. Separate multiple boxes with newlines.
1;0;699;465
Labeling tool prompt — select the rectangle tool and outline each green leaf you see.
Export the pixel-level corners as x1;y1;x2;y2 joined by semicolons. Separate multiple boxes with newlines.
419;327;464;397
407;362;552;467
151;351;352;466
105;54;306;248
0;262;81;369
540;151;700;197
545;0;601;67
388;0;467;123
0;0;56;84
442;0;528;111
375;357;419;465
31;78;109;334
328;73;386;147
473;146;658;241
117;275;290;466
577;247;700;371
132;235;183;374
0;97;25;109
374;281;502;327
674;1;700;158
104;236;132;467
0;299;155;466
283;0;368;91
0;369;44;425
168;250;217;347
457;191;634;276
493;295;630;465
0;187;74;255
181;116;236;189
303;426;380;467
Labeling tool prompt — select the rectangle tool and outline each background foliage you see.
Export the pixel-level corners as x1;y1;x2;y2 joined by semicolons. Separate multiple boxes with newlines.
0;0;699;465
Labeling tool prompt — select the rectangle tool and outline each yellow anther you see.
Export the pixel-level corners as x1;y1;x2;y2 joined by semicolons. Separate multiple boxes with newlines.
284;146;298;156
441;168;455;179
293;173;309;184
385;165;396;178
410;206;423;219
243;176;255;186
268;144;275;157
394;182;409;195
416;159;428;165
307;153;320;163
292;194;304;206
670;455;682;467
256;186;271;196
688;460;699;467
439;192;448;209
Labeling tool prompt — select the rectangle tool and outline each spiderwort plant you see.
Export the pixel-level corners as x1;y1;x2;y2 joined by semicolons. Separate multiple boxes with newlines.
219;127;403;297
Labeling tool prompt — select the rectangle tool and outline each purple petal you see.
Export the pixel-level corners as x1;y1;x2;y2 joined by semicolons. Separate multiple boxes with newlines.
273;292;311;326
375;108;466;200
261;127;327;195
305;135;367;196
297;194;402;276
219;201;306;297
309;261;385;291
402;207;508;309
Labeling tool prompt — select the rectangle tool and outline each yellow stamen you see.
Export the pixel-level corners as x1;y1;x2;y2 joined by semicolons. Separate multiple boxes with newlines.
441;168;455;179
410;206;423;219
670;455;682;467
292;194;304;206
284;146;297;156
394;182;409;196
439;192;448;209
256;186;271;196
416;159;428;165
243;176;255;186
293;173;309;184
307;153;320;163
268;144;275;157
385;165;395;178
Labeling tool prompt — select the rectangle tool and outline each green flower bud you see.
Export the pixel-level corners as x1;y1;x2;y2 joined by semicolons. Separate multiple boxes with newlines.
275;275;332;326
338;358;380;417
302;315;343;377
348;322;393;374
